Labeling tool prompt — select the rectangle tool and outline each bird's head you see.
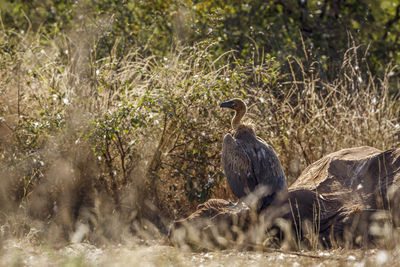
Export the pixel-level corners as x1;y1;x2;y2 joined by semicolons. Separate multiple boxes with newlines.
220;98;246;113
220;98;253;131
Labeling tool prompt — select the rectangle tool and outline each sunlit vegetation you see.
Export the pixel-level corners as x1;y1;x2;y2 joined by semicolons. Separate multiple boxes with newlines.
0;0;400;264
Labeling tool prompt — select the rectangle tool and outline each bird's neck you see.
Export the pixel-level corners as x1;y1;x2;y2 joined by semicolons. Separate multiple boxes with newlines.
232;109;246;130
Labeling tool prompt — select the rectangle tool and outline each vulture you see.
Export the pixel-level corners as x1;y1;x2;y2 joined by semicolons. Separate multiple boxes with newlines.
220;98;287;210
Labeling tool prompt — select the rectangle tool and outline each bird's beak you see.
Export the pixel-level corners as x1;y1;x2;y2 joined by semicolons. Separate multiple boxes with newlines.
220;101;235;109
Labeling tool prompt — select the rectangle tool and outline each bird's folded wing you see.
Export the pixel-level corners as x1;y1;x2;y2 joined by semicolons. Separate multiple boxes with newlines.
238;137;286;190
222;134;253;198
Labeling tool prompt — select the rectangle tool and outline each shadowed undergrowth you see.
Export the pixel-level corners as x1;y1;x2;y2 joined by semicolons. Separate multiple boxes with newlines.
0;26;399;249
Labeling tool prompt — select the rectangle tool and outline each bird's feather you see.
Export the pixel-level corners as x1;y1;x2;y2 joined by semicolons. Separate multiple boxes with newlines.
222;133;252;198
222;127;286;200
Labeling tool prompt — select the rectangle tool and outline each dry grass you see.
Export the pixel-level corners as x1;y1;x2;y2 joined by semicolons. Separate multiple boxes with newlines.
0;21;399;255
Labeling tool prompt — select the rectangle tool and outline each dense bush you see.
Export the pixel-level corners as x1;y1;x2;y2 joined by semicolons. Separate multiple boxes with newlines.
3;0;400;78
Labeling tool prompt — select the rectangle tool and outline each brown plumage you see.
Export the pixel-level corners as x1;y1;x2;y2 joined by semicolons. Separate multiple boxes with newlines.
220;99;287;210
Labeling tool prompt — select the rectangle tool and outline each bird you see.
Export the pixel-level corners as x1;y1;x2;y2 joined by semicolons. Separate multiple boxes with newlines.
220;98;287;211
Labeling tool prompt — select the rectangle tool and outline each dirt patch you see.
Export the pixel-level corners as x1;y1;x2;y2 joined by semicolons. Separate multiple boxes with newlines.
0;238;398;267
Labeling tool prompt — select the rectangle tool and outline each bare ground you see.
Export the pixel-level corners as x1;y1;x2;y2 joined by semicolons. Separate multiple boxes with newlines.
1;237;399;267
